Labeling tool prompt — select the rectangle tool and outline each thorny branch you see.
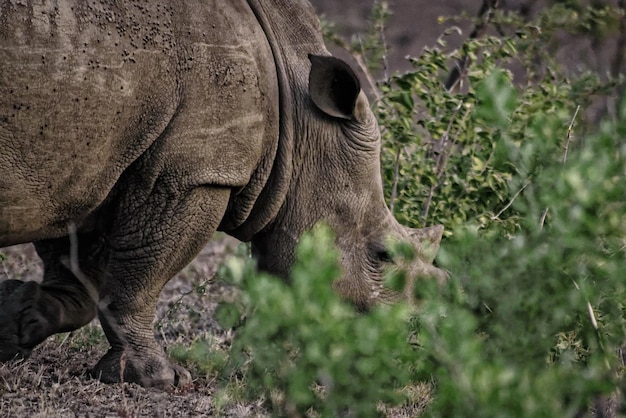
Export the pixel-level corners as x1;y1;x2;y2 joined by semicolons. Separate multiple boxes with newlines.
444;0;500;92
389;147;402;214
65;223;129;366
562;105;581;164
491;181;530;221
418;0;499;221
611;0;626;79
538;105;581;228
537;106;599;366
421;102;467;221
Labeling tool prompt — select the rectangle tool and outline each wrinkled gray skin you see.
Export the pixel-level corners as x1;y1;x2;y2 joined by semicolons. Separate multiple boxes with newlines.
0;0;446;388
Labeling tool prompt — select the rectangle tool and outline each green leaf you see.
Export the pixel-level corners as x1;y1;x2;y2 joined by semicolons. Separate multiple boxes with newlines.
215;302;243;329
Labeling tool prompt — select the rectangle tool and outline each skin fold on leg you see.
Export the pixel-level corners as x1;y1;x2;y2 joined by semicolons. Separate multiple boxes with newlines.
90;183;231;389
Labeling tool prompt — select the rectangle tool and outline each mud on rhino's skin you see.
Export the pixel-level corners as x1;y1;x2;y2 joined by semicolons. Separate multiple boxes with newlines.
0;0;446;388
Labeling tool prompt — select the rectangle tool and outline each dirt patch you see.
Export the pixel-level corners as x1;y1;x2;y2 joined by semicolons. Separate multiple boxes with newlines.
0;344;263;417
0;236;270;417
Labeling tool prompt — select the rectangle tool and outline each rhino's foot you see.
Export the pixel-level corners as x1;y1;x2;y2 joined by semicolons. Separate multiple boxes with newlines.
91;347;192;389
0;280;60;362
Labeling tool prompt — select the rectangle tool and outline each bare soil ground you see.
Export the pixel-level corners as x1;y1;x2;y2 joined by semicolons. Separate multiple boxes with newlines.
0;236;270;418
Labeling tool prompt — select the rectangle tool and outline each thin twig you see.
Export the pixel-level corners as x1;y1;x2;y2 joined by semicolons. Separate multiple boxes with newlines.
565;141;603;380
445;0;500;92
435;103;466;176
539;105;581;229
421;103;466;221
491;181;529;220
422;184;437;222
322;31;381;102
377;1;390;81
571;279;598;330
389;147;402;213
66;222;99;303
538;208;549;230
562;105;581;164
611;0;626;78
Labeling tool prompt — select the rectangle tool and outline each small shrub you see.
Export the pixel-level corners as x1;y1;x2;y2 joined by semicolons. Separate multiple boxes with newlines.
168;337;229;379
221;225;421;417
376;3;621;233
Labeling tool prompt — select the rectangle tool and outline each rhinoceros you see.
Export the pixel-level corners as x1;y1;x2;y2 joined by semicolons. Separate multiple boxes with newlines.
0;0;446;388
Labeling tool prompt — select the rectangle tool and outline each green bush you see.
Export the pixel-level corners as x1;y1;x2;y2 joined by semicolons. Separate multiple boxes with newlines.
208;2;626;417
220;225;421;417
376;3;620;234
408;80;626;418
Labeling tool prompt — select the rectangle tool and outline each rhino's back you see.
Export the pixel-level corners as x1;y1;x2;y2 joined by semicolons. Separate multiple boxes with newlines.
0;0;278;245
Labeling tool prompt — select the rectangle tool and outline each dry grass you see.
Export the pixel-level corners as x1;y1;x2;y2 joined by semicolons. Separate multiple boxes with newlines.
0;338;261;417
0;236;270;418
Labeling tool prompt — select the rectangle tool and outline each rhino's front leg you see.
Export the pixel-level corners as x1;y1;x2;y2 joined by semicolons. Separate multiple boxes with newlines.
0;234;104;361
91;184;230;389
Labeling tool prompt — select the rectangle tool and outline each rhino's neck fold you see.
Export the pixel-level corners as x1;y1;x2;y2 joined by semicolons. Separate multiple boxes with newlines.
223;0;326;242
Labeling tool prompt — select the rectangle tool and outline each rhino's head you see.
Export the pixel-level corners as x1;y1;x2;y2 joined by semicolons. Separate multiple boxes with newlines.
252;54;447;311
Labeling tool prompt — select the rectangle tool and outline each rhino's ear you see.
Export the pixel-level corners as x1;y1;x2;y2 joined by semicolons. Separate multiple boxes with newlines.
308;54;361;120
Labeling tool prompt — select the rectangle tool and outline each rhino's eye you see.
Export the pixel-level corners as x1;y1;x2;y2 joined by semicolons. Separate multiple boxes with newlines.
376;249;393;263
368;242;393;265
